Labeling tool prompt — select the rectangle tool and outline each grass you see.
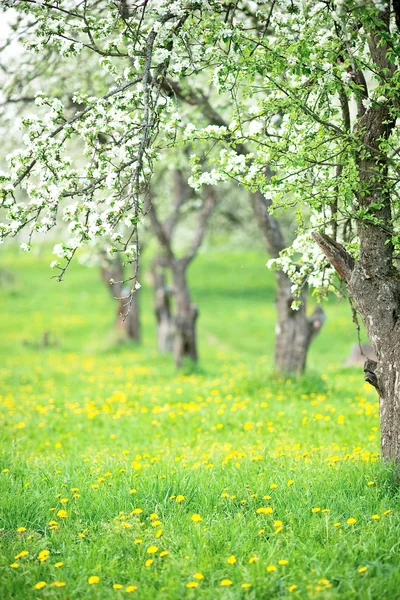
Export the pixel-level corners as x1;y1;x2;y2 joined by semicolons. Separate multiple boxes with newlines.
0;247;399;600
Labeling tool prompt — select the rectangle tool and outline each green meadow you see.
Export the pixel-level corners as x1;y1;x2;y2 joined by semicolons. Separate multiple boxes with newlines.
0;248;399;599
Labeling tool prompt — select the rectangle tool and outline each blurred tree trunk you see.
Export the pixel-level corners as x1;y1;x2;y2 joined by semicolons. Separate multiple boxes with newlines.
250;191;325;375
146;174;215;368
100;253;141;342
151;259;174;353
172;259;198;367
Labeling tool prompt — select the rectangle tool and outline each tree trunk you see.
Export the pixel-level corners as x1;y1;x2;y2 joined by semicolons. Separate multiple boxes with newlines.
151;264;174;353
172;260;198;368
117;285;141;342
250;191;326;375
274;271;326;374
100;253;141;342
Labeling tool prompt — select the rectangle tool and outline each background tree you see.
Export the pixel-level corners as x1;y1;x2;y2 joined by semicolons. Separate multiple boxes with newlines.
146;169;216;367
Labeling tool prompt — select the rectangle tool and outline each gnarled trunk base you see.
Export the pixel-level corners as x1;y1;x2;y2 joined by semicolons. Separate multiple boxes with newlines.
274;272;325;375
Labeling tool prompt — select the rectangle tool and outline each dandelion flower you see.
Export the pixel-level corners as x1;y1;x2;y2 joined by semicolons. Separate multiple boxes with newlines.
191;514;203;523
15;551;29;559
176;495;185;503
186;582;198;588
55;562;64;568
347;517;357;525
242;583;252;589
145;559;154;567
34;582;46;590
126;585;137;592
358;566;368;573
288;584;297;592
38;549;50;563
17;527;26;533
312;508;320;513
88;576;100;585
220;579;233;586
51;582;66;588
371;514;380;520
146;546;158;554
113;584;123;589
278;559;288;565
57;509;68;519
193;573;204;580
266;565;277;572
10;563;19;569
227;555;236;564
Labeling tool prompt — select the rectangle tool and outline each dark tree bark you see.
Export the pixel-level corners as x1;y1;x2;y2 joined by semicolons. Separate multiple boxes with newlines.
313;6;400;461
250;191;326;374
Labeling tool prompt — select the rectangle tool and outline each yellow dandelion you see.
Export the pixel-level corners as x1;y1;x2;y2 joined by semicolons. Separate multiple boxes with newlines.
312;508;321;513
57;509;68;519
145;559;154;567
55;562;64;568
113;584;124;589
249;556;258;564
134;539;143;545
146;546;158;554
34;582;46;590
176;495;185;503
371;514;380;520
287;480;294;486
51;582;66;588
15;551;29;559
186;582;199;588
278;559;288;565
155;529;163;538
267;565;277;572
288;584;297;592
193;573;204;580
10;563;19;569
159;551;169;558
17;527;26;533
38;549;50;563
191;514;203;522
88;576;100;585
347;517;357;525
126;585;138;592
227;555;236;565
256;507;273;514
273;520;283;527
358;566;368;573
242;583;252;589
131;508;142;515
220;579;233;586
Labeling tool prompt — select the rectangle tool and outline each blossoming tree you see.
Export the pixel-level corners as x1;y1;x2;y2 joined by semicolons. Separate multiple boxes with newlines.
1;1;400;459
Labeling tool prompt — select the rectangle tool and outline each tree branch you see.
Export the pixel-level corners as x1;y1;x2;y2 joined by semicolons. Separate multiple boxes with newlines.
312;231;355;283
183;185;216;266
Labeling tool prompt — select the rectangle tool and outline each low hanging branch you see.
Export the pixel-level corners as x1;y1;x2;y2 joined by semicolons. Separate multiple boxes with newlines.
312;231;355;284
